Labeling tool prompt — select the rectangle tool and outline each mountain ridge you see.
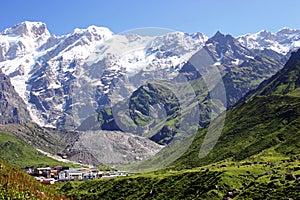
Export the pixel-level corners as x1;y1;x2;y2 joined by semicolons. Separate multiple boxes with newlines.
0;21;298;139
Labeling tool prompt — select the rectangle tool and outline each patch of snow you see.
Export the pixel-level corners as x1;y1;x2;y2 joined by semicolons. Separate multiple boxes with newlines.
231;59;240;65
55;103;64;112
48;82;61;89
214;62;221;66
292;41;300;48
245;55;255;59
27;103;47;126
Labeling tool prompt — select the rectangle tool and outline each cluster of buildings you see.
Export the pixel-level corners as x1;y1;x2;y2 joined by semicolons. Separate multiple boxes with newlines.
22;166;128;185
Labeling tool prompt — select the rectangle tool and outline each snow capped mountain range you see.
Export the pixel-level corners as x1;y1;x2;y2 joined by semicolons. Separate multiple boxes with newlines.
237;28;300;54
0;21;300;129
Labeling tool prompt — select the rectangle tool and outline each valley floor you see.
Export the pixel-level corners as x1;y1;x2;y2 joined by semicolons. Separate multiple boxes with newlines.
52;155;300;200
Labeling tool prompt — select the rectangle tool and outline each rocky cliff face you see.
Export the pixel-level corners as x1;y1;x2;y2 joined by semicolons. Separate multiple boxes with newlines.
0;70;30;123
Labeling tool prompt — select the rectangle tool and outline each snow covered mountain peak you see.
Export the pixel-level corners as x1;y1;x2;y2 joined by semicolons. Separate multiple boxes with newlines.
0;21;51;62
146;31;208;59
72;25;113;39
256;29;273;37
1;21;50;40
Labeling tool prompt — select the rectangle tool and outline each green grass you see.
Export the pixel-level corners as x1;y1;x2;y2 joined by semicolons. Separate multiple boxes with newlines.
54;169;223;199
53;157;300;200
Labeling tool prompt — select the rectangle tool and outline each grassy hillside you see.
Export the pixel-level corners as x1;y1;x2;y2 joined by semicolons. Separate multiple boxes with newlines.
0;160;69;199
54;157;300;199
0;131;77;168
132;93;300;172
170;95;300;169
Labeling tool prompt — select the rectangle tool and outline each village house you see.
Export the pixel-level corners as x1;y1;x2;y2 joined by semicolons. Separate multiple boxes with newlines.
23;165;130;184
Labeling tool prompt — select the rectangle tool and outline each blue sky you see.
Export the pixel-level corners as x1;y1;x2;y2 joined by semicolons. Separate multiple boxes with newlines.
1;0;299;36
